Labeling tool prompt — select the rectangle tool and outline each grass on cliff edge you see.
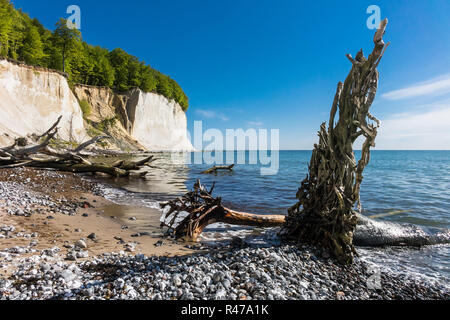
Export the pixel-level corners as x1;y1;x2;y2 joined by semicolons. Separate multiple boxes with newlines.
79;100;91;118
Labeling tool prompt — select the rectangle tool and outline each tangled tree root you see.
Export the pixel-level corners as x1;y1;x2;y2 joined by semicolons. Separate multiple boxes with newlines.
160;180;285;240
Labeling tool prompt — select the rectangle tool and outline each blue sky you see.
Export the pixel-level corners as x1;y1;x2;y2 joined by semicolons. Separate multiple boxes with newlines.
13;0;450;149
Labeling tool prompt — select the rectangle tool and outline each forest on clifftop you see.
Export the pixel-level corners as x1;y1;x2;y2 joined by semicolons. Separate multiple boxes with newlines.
0;0;189;110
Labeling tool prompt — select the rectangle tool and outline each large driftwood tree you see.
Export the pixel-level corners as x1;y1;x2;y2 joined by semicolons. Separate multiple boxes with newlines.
161;20;389;263
282;19;389;263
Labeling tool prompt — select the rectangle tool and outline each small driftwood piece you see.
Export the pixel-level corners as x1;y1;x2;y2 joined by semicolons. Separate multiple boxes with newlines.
201;164;235;174
37;116;62;139
0;116;155;177
73;135;110;153
161;180;284;240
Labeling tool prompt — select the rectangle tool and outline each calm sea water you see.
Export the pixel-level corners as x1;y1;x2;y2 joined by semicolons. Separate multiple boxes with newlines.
100;150;450;288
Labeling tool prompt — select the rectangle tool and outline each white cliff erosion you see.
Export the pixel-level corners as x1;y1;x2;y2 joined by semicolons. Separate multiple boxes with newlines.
73;84;193;152
0;59;86;146
0;59;193;152
126;89;194;151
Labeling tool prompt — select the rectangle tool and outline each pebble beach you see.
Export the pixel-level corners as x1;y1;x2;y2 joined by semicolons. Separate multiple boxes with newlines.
0;168;448;300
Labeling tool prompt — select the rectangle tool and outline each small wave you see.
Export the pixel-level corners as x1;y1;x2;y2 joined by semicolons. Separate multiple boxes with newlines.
358;245;450;291
98;182;163;210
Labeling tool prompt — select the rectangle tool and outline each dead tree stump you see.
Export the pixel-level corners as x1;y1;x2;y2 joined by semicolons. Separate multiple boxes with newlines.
282;19;389;264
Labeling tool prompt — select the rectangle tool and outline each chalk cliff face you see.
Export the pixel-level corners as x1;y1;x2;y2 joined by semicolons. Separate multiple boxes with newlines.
74;85;194;152
126;89;193;151
0;59;193;151
0;59;86;146
72;85;144;151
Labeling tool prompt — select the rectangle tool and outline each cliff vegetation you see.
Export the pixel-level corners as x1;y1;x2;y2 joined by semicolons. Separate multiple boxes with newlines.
0;0;189;111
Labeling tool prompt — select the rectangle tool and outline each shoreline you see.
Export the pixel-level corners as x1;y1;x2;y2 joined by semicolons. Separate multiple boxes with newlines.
0;167;448;300
0;167;193;277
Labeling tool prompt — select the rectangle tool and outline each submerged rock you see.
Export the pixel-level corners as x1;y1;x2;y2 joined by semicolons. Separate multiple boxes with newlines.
355;214;450;247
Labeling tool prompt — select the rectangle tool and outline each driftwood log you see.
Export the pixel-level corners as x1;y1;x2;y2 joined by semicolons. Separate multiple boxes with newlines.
0;117;155;177
160;180;285;240
160;180;450;248
161;20;390;264
201;164;235;174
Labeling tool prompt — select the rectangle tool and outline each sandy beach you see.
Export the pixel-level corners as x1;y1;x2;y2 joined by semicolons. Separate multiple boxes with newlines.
0;167;193;277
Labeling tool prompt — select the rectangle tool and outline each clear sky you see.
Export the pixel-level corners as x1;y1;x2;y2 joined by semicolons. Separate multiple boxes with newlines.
12;0;450;150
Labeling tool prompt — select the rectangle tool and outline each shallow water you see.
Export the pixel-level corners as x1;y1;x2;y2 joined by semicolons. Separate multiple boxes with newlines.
97;150;450;289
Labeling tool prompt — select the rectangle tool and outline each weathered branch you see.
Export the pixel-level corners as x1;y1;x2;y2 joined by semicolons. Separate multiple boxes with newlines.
120;156;155;170
73;135;110;153
0;161;33;169
8;129;58;157
38;116;62;139
201;164;235;174
41;146;93;165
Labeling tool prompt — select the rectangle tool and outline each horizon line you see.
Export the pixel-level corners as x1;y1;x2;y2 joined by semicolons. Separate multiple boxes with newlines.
189;149;450;152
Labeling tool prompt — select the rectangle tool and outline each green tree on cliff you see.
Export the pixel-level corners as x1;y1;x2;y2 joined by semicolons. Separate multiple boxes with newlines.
21;24;45;65
0;0;13;56
88;46;115;87
108;48;130;91
53;18;81;72
67;41;93;85
5;5;27;59
0;2;189;110
139;65;157;92
155;73;171;98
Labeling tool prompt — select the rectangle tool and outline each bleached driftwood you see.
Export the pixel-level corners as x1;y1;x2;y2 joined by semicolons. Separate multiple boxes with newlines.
201;164;235;174
160;180;285;240
0;117;155;177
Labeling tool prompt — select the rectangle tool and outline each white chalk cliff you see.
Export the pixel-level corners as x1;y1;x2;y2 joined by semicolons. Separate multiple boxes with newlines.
126;89;194;151
0;59;86;146
0;59;193;151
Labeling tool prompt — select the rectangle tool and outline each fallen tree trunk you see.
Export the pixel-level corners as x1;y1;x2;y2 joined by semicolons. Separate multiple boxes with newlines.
120;156;155;170
0;117;156;178
161;180;285;240
30;161;128;176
